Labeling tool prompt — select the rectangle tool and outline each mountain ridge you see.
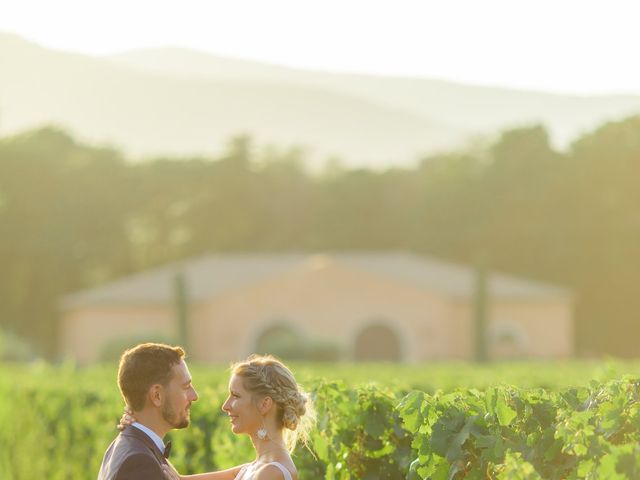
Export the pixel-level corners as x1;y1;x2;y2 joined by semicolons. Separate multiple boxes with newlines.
2;32;640;167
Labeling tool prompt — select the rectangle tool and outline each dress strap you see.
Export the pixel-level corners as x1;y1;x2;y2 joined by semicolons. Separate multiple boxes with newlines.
265;462;293;480
233;465;248;480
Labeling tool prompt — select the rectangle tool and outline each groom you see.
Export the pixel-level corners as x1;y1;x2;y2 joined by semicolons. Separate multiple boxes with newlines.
98;343;199;479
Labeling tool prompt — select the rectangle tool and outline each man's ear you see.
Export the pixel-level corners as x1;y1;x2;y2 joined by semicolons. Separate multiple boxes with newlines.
148;384;164;408
258;396;273;415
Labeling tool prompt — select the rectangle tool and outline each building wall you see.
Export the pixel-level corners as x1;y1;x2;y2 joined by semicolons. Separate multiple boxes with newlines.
447;298;573;360
489;299;573;359
61;305;174;363
448;301;474;360
192;258;458;362
60;258;573;363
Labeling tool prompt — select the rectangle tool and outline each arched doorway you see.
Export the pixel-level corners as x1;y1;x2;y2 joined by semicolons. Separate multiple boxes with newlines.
353;323;401;361
254;322;303;359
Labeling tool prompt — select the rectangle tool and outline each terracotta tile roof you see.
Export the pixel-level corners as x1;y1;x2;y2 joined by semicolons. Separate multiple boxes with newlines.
61;252;570;308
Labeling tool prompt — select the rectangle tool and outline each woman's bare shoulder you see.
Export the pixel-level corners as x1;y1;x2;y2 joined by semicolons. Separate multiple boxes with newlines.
253;462;296;480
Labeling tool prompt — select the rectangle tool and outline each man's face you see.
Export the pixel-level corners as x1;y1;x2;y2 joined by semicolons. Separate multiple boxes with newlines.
161;359;198;429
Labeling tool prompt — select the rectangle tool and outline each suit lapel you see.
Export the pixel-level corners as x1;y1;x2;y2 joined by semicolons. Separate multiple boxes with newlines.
121;425;167;465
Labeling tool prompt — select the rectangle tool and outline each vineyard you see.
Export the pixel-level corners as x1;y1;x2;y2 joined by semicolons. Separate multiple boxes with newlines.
2;361;640;479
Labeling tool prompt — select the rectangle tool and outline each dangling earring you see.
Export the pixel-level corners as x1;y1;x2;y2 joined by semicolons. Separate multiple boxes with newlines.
257;418;268;440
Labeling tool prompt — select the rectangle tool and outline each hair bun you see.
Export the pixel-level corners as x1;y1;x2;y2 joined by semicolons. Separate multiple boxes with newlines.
282;391;307;430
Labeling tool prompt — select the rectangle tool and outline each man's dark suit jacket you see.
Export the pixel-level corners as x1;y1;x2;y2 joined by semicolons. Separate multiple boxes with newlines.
98;425;167;480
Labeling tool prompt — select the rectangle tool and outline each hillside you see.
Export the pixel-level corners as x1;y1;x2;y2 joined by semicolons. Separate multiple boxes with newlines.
2;33;640;167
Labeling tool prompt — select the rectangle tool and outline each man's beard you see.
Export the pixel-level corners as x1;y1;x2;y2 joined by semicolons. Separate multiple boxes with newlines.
161;401;190;429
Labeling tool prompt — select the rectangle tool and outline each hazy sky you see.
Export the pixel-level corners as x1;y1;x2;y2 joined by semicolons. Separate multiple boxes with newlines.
2;0;639;95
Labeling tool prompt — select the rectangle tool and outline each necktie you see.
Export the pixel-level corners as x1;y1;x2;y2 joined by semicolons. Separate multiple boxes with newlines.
163;441;172;459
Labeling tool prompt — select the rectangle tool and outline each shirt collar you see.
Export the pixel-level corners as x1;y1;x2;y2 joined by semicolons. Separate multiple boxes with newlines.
131;422;166;454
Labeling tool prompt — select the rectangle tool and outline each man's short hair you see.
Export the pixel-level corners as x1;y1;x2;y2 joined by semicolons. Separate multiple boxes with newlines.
117;343;186;410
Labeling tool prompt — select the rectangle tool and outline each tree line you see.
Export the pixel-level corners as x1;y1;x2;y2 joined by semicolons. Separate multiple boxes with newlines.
1;115;639;358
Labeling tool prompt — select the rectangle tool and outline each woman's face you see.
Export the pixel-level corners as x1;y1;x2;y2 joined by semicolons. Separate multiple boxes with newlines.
221;374;261;435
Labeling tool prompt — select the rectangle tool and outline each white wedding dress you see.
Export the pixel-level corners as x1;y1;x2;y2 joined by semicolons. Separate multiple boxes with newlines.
233;461;292;480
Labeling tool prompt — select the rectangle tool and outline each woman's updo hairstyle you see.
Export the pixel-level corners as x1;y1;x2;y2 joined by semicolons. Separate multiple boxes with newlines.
231;354;315;452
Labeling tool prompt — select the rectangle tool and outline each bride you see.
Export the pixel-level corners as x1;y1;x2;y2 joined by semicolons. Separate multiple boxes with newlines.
120;354;314;480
